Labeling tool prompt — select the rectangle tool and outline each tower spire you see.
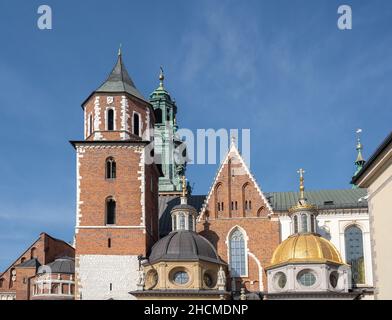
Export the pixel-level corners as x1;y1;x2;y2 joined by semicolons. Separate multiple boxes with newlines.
352;129;366;188
118;43;122;56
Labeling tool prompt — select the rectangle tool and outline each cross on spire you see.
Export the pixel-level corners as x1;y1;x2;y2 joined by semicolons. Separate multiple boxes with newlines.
297;168;306;200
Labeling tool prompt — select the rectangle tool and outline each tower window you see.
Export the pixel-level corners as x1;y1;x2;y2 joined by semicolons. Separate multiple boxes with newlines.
218;203;221;211
231;201;234;210
188;214;194;231
106;198;116;225
133;113;140;136
154;108;162;124
245;201;248;210
249;201;252;210
235;201;238;210
108;238;111;248
106;157;116;179
88;114;93;136
107;109;114;131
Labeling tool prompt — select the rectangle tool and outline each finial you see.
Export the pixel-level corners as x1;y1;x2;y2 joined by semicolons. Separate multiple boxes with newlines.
181;175;187;197
159;66;164;87
118;43;122;56
297;168;306;201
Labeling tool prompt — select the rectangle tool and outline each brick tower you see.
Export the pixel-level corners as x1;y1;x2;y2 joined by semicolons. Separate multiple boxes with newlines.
71;50;161;300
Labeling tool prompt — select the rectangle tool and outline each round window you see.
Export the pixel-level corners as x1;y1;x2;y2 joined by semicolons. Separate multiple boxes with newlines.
147;270;158;289
173;271;189;285
297;270;316;287
204;273;214;288
329;271;339;288
277;272;287;288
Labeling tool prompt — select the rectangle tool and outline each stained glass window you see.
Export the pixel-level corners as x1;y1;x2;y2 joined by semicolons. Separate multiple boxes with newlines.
345;225;365;284
229;229;246;277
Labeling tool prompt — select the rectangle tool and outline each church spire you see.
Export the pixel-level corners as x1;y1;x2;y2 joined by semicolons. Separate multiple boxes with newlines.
352;129;366;188
94;49;146;102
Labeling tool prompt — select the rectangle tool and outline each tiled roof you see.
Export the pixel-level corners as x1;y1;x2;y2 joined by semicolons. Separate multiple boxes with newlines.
266;188;368;211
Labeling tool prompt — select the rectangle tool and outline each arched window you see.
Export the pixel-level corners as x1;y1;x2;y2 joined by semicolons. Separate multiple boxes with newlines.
345;225;365;285
107;109;114;131
310;215;315;233
294;215;298;233
133;113;140;136
218;203;221;211
235;201;238;210
106;157;116;179
301;214;308;233
229;229;247;277
179;213;185;230
154;108;162;124
245;201;248;210
188;214;194;231
108;238;111;248
106;198;116;225
172;215;177;231
0;278;4;288
231;201;234;210
249;201;252;210
221;202;224;211
21;257;26;263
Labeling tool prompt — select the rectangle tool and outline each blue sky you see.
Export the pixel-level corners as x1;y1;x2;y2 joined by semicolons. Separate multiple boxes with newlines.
0;0;391;271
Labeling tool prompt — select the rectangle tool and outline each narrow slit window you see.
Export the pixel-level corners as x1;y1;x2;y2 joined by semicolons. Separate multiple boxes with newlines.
107;109;114;131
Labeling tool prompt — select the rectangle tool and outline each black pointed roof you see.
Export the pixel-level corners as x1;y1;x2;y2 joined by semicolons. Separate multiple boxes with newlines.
83;53;146;106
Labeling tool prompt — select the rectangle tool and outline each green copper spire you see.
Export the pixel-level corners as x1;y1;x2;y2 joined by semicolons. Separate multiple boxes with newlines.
150;67;187;195
352;129;366;189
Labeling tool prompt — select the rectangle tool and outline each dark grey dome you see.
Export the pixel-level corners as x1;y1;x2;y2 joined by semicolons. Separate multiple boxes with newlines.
149;231;221;264
38;257;75;274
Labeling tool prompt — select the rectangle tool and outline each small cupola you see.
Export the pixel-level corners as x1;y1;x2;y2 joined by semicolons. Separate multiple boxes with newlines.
288;169;318;234
171;176;197;232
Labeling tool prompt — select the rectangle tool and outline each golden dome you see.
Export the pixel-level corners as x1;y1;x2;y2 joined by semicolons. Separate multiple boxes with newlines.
268;233;345;269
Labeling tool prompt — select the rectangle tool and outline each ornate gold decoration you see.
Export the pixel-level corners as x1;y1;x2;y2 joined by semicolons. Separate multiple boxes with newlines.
181;175;187;197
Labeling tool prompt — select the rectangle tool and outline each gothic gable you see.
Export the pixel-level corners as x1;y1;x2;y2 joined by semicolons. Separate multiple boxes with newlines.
199;143;273;221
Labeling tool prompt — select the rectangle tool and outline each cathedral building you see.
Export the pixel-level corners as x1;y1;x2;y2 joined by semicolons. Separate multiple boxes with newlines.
0;51;376;300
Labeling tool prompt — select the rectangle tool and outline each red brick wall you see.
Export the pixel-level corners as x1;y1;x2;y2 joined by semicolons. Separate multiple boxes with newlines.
83;94;153;141
197;150;280;292
0;233;75;299
15;267;36;300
